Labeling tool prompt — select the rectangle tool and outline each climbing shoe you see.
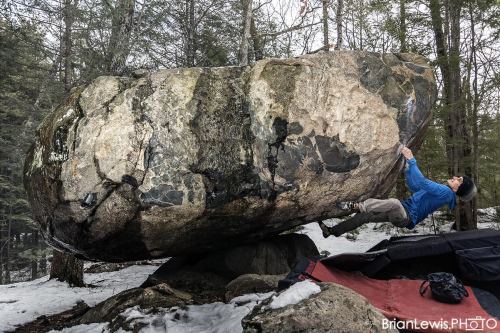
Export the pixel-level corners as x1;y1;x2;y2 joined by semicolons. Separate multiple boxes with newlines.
317;221;331;238
336;201;359;212
328;213;373;237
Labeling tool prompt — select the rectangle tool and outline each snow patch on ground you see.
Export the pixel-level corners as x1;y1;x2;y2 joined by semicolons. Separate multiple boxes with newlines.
47;322;109;333
0;264;158;332
113;292;274;333
269;280;321;309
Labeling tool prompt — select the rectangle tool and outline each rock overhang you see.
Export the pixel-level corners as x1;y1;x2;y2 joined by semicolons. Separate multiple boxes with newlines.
24;51;436;261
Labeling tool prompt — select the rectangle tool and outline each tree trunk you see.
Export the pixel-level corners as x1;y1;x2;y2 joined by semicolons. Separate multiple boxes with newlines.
429;0;475;230
39;255;47;276
429;0;451;101
399;0;407;52
0;219;4;284
358;0;363;50
106;0;135;74
250;17;263;61
38;229;47;276
184;0;196;67
239;0;253;66
5;218;11;284
469;2;479;225
335;0;343;49
50;250;84;287
322;0;330;51
62;0;75;94
449;0;475;230
31;260;38;280
31;231;38;280
58;1;64;83
494;172;498;207
494;111;500;206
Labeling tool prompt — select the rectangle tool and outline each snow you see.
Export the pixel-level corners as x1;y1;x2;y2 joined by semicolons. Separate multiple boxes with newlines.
47;323;109;333
0;264;158;332
269;280;321;309
1;209;498;333
112;292;274;333
297;219;392;256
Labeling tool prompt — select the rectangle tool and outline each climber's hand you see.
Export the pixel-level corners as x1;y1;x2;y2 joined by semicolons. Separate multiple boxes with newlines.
401;146;414;160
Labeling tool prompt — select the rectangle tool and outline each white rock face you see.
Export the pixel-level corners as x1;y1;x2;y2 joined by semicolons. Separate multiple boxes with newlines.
24;51;436;261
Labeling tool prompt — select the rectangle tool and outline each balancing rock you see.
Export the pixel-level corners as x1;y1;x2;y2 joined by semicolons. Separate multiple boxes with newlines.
24;51;436;261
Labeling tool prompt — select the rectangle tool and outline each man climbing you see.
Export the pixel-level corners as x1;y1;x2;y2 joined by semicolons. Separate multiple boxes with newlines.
319;146;477;237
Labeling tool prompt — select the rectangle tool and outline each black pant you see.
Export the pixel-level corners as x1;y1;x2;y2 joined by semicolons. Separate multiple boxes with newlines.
327;211;411;237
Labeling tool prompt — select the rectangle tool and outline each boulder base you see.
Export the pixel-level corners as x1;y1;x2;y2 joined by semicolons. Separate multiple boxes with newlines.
141;233;318;303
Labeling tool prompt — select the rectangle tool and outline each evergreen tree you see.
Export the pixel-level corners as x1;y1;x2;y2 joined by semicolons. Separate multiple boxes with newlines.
0;19;55;284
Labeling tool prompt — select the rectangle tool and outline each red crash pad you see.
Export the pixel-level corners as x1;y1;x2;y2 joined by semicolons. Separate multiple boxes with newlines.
308;261;500;333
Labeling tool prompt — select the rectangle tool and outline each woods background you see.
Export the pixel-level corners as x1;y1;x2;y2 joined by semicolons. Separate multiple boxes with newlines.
1;0;499;285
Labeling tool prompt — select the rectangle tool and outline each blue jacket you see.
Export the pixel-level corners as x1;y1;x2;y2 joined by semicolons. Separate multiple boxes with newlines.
400;158;456;229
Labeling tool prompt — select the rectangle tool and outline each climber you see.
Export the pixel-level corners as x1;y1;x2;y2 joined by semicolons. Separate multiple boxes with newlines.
319;146;477;237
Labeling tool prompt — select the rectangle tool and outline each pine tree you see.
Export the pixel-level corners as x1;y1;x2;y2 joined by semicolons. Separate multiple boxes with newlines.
0;19;55;283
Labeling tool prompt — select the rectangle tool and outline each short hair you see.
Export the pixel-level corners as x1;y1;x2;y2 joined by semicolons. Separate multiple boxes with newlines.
456;176;477;201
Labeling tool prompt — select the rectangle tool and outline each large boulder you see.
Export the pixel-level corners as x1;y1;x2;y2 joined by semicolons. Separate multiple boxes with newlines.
24;51;436;261
242;282;398;333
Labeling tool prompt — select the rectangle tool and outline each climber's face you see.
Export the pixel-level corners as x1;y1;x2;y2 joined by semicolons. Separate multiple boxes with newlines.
447;176;463;192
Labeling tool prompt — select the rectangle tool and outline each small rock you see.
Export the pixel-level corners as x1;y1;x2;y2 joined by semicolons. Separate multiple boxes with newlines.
242;282;397;333
132;69;149;78
78;283;192;330
225;274;285;301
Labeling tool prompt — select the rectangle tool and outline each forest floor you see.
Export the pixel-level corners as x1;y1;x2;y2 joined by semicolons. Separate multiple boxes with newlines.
1;207;498;333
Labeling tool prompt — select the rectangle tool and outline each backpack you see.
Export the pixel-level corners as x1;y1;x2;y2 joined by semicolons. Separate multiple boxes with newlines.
419;272;469;304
